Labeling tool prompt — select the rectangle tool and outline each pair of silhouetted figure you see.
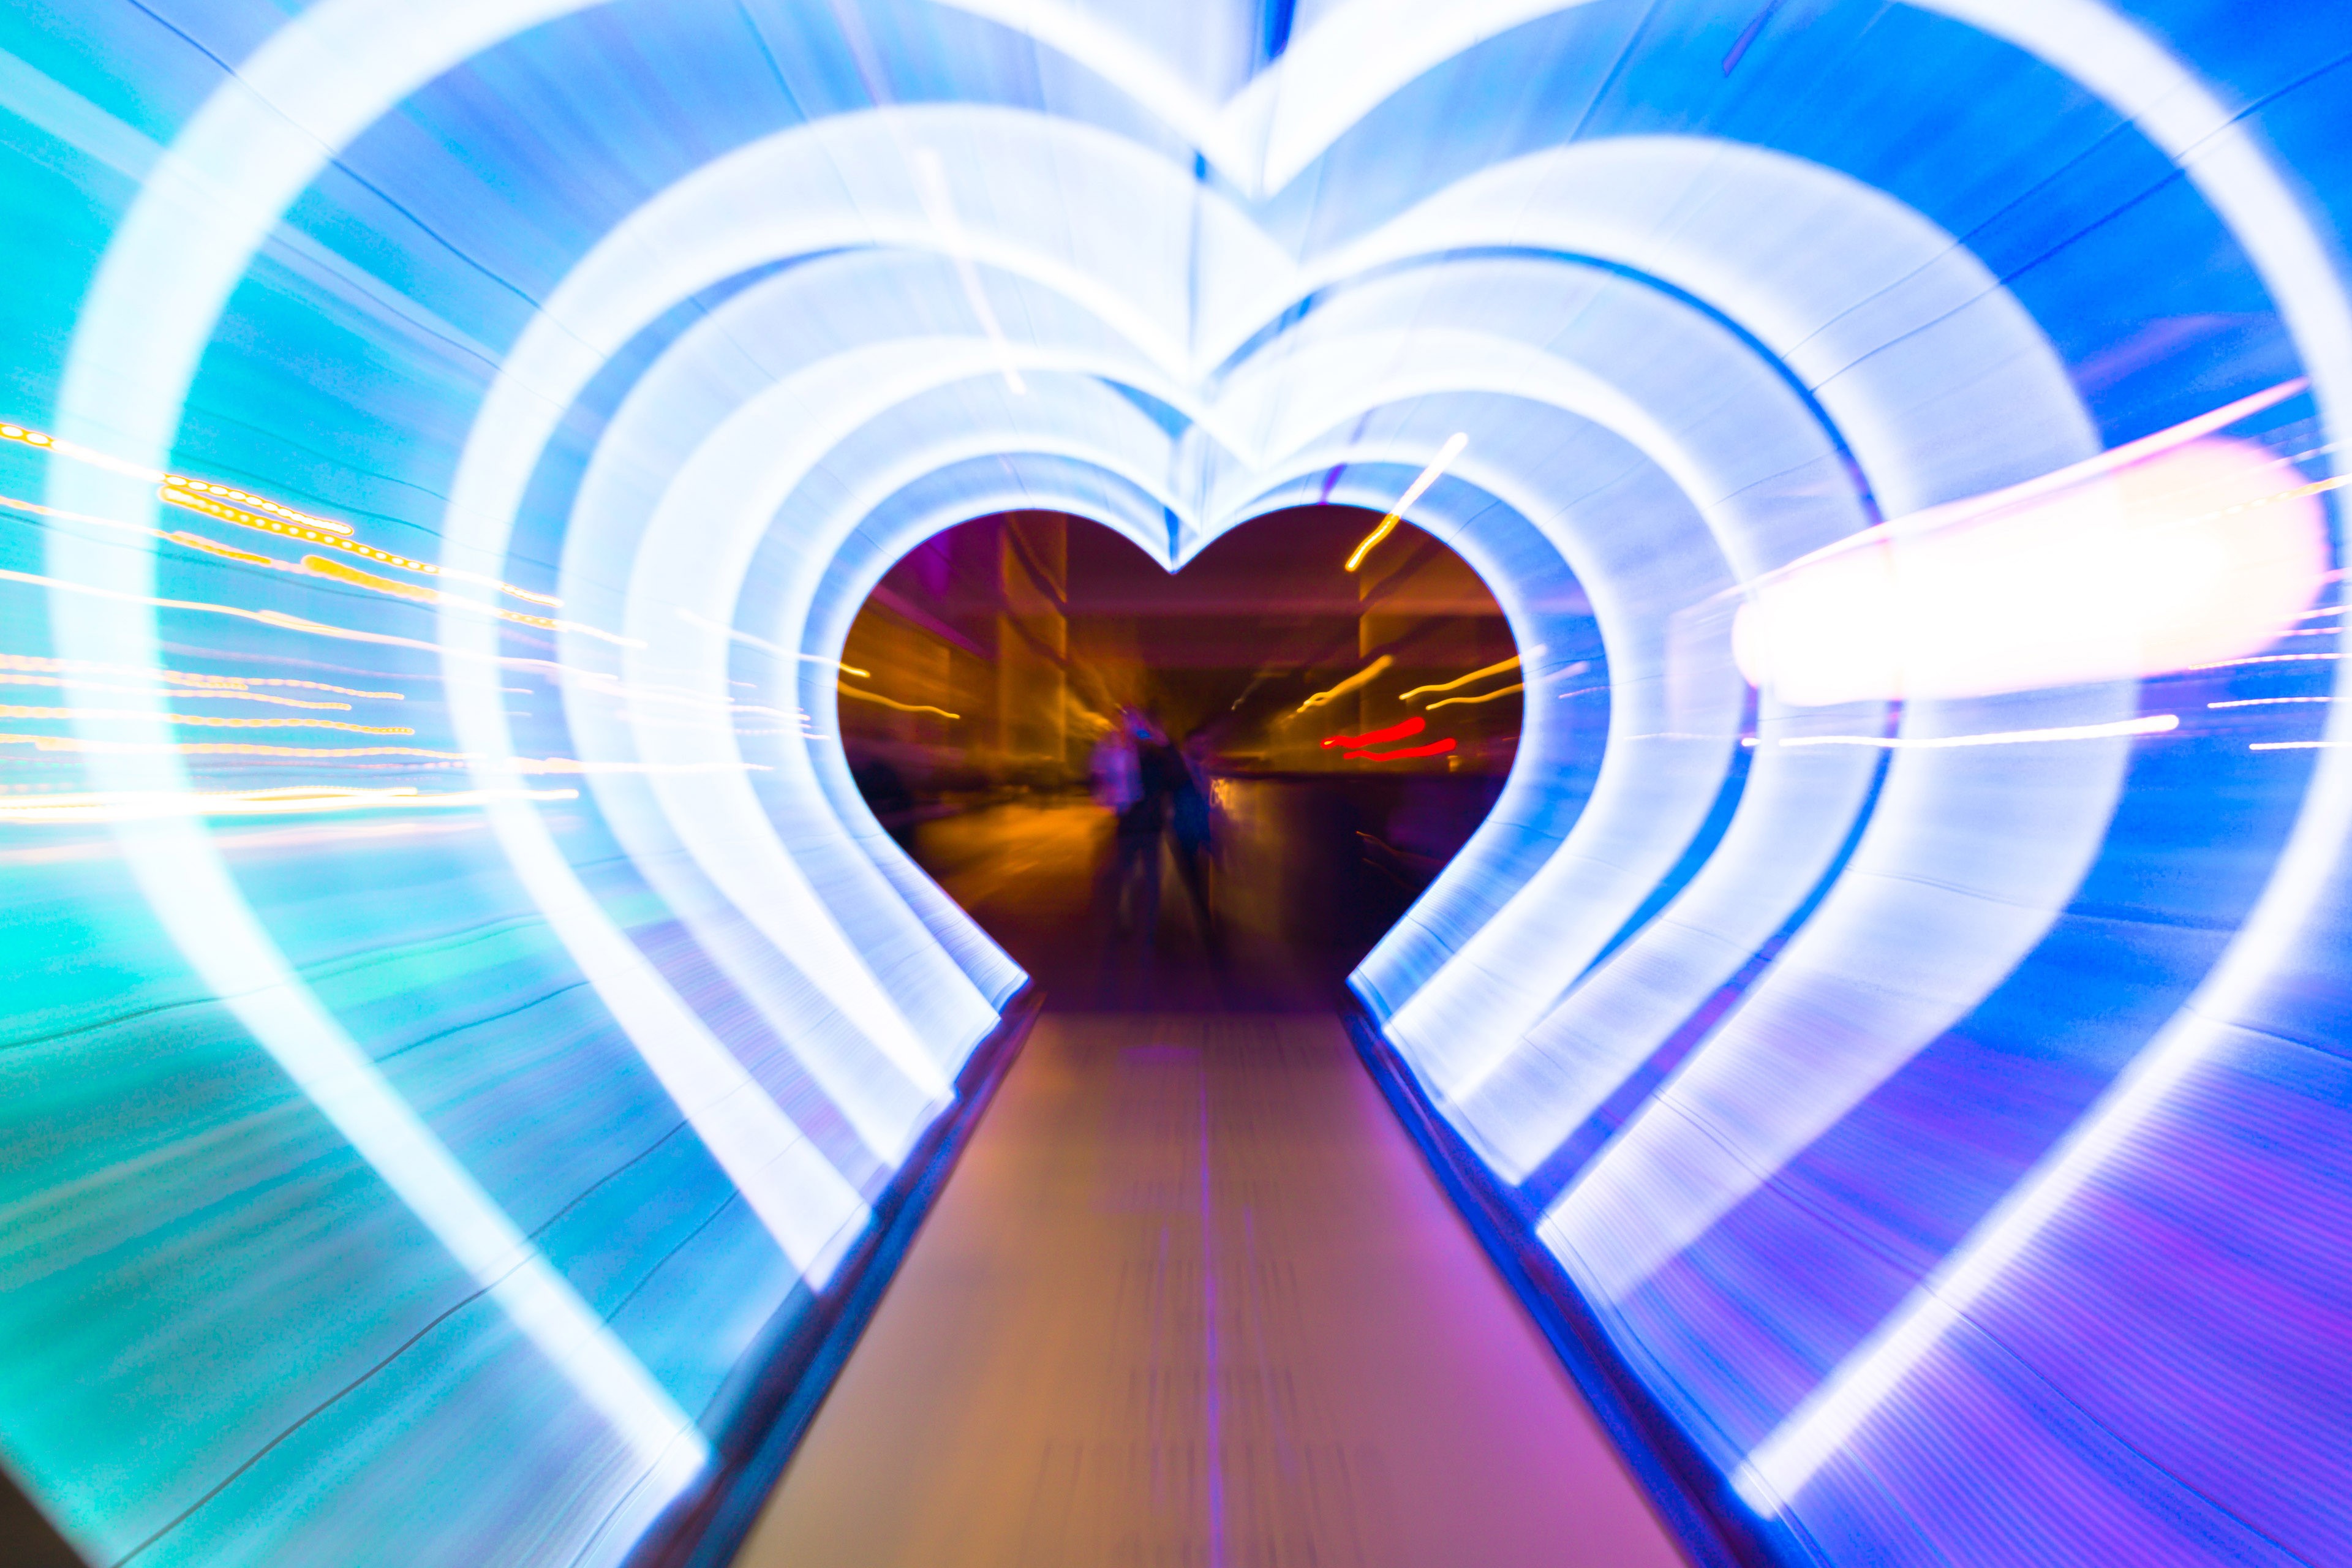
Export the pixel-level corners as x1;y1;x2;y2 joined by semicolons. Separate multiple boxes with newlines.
1091;707;1220;979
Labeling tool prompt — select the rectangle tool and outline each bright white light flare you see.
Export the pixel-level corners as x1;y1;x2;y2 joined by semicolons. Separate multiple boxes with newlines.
1734;435;2330;706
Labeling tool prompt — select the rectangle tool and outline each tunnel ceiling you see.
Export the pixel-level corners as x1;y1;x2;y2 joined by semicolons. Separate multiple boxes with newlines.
3;1;2350;1565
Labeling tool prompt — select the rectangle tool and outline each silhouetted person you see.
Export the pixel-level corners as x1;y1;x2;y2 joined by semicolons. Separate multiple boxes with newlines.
1093;709;1161;953
1167;733;1221;960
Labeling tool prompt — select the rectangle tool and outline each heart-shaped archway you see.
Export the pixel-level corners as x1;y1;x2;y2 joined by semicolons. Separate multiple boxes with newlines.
18;4;2351;1566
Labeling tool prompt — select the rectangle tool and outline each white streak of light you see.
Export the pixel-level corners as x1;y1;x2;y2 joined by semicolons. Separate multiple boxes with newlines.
1740;714;2180;750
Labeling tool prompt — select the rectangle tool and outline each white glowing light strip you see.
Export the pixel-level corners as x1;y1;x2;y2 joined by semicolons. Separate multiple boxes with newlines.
2190;652;2340;668
1762;379;2310;580
1217;271;1991;1097
911;148;1028;395
44;0;691;1483
935;0;1615;197
1741;715;2180;750
1732;0;2352;1512
2211;696;2332;707
920;0;1250;176
1343;432;1469;570
679;608;867;676
2251;741;2351;751
441;189;1204;1199
0;785;578;823
611;355;1140;1099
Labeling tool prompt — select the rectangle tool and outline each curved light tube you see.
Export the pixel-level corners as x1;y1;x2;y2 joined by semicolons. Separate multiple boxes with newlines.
22;0;2349;1561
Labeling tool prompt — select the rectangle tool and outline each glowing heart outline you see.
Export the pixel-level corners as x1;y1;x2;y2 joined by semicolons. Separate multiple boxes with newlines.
38;0;2352;1522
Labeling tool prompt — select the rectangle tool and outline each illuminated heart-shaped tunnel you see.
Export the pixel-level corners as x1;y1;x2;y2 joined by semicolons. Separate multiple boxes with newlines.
2;2;2348;1565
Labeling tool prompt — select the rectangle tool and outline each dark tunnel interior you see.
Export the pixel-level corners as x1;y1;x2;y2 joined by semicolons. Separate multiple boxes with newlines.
842;508;1574;1009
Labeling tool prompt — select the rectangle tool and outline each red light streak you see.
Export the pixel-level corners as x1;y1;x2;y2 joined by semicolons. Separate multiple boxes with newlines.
1344;737;1457;761
1322;717;1425;749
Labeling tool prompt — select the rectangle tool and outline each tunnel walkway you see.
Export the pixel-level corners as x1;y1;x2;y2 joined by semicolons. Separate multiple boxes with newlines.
736;1011;1680;1568
731;796;1683;1566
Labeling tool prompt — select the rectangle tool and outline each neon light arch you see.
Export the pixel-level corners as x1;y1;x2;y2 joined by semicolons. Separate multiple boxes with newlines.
17;0;2348;1562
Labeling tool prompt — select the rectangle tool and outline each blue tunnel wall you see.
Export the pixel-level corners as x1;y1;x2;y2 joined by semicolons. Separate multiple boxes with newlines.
1;1;2350;1564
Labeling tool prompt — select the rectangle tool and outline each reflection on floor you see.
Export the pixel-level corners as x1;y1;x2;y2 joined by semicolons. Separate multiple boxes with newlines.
733;788;1679;1566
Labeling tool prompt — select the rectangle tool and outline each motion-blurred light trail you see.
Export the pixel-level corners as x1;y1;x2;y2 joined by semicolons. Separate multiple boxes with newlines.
1;418;352;532
1740;714;2180;750
1298;655;1395;711
1343;433;1468;571
0;704;415;734
837;682;960;720
1323;717;1426;748
2;418;565;603
0;674;356;710
1346;737;1458;761
0;785;581;823
1735;428;2330;706
1400;654;1523;703
1426;682;1524;712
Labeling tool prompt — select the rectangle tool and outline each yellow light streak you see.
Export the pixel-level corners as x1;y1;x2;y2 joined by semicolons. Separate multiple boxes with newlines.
0;654;400;700
0;733;763;778
1343;432;1469;572
162;486;560;605
1401;654;1523;703
0;705;413;735
0;564;651;728
295;548;624;645
303;552;439;603
0;673;352;710
161;491;440;575
0;496;631;645
1;484;568;617
1425;681;1525;712
2;413;562;606
0;733;459;760
166;529;277;567
836;683;960;720
1297;654;1393;712
0;418;562;605
0;785;578;824
154;479;350;536
0;421;352;534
